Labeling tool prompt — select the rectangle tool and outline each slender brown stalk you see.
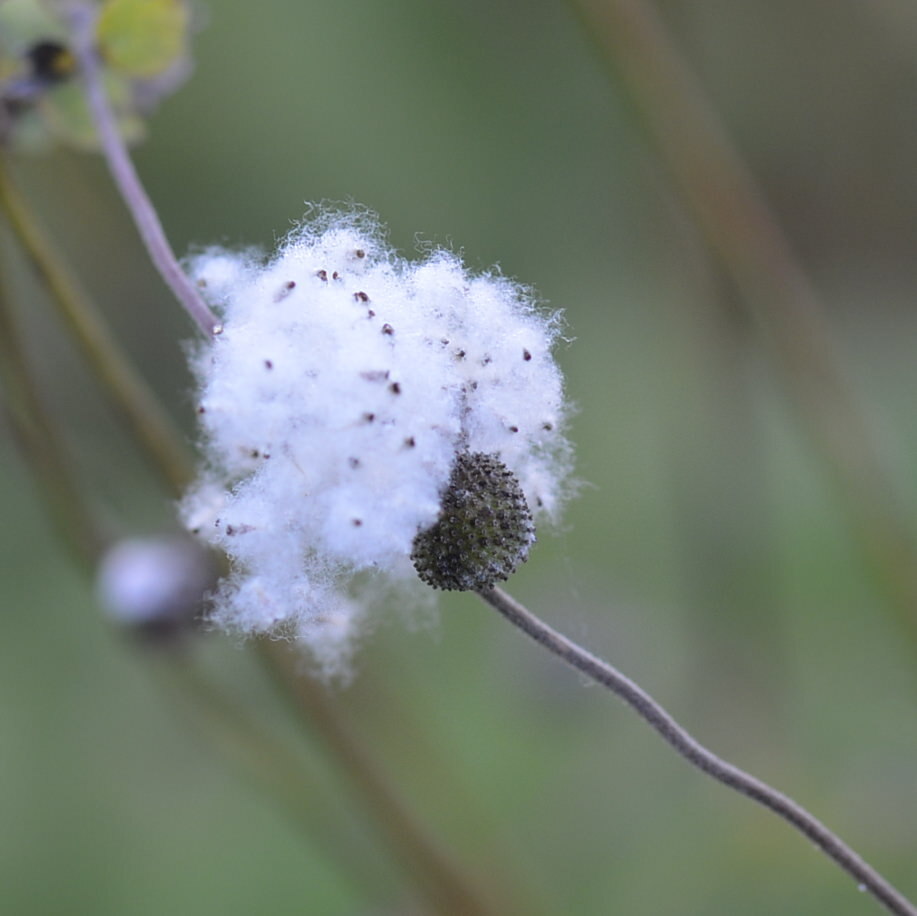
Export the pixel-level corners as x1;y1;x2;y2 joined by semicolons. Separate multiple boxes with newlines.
478;585;916;916
65;4;220;337
570;0;917;638
256;639;499;916
0;258;103;569
151;650;401;904
0;153;193;497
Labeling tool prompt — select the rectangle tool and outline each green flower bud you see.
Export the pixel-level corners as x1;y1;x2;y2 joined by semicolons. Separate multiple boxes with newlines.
411;451;535;591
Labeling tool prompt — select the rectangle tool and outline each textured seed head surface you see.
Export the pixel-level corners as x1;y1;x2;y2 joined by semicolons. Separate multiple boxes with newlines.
412;451;535;591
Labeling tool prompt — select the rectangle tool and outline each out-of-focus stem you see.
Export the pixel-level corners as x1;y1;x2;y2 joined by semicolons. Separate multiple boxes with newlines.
256;639;499;916
66;4;220;337
151;650;400;905
479;585;917;916
0;153;193;497
0;264;103;569
570;0;917;637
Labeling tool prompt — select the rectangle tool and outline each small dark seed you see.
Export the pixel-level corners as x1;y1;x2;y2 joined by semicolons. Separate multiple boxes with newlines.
348;457;361;469
264;359;273;369
382;323;394;335
355;249;365;258
316;269;328;281
363;412;375;423
405;436;416;448
523;348;532;361
389;382;401;395
352;518;363;527
354;291;369;302
273;280;296;302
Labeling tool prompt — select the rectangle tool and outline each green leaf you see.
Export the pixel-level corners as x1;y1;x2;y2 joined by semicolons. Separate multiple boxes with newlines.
96;0;189;78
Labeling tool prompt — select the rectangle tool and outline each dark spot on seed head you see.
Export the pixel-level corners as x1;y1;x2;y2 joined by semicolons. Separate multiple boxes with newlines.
404;436;416;448
542;422;553;431
509;425;519;433
348;457;361;469
197;405;206;414
264;359;273;369
273;280;296;302
355;249;366;258
362;412;375;423
389;382;401;395
354;291;369;302
352;518;363;527
523;348;532;361
454;349;466;360
367;309;376;318
332;271;340;280
382;323;394;336
316;269;328;281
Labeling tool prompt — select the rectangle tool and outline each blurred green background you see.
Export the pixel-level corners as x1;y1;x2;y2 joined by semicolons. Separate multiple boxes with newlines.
3;1;917;913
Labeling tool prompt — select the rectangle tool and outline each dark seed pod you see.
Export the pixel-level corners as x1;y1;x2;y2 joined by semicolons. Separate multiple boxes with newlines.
411;452;535;591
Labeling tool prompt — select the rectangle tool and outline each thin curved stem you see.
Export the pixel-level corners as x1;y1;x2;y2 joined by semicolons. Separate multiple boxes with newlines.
0;152;194;497
65;4;220;337
478;585;916;916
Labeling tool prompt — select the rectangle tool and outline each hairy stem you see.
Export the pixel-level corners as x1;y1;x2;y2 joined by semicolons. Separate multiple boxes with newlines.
256;639;499;916
569;0;917;639
65;4;220;337
478;585;916;916
0;153;193;497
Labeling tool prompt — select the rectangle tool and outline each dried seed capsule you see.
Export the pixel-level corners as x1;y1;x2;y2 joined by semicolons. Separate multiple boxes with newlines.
411;452;535;591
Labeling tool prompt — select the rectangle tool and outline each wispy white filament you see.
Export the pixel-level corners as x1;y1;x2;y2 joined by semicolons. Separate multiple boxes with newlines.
182;209;571;672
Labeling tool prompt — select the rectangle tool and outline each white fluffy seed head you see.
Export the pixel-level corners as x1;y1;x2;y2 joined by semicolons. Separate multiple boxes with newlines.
181;208;572;673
